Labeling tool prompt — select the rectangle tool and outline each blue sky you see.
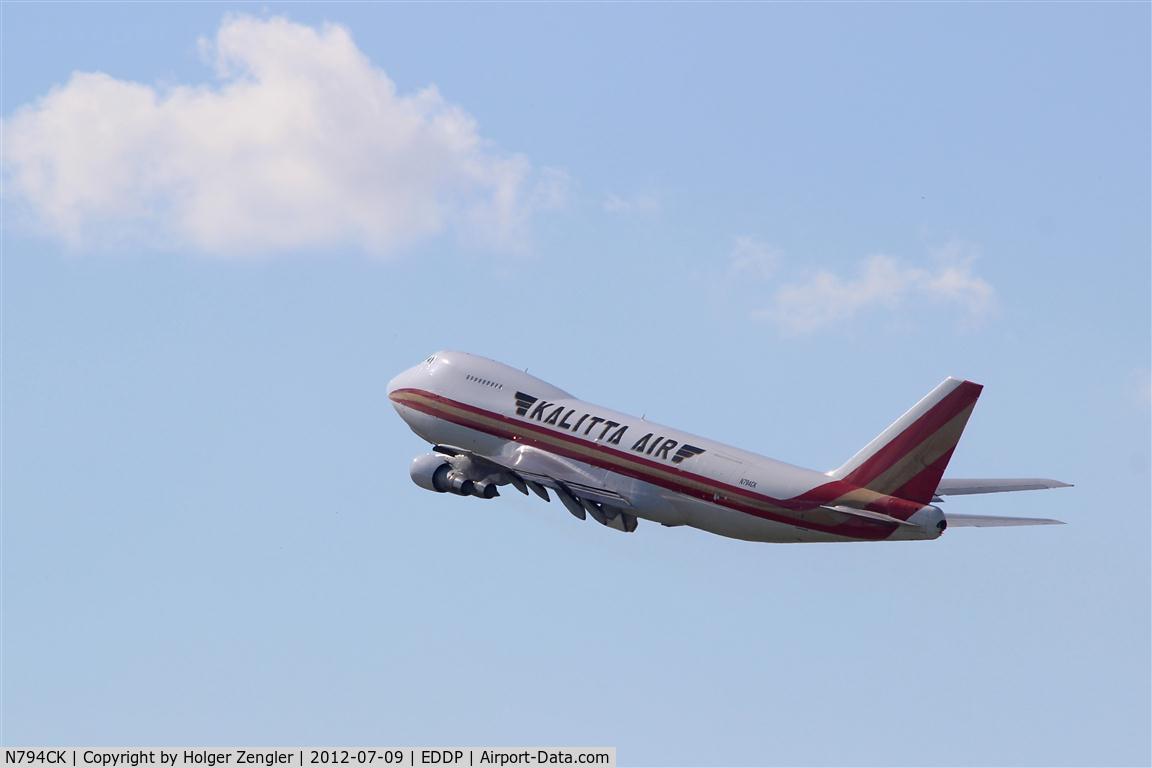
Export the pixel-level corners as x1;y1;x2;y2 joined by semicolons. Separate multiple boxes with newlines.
2;3;1148;766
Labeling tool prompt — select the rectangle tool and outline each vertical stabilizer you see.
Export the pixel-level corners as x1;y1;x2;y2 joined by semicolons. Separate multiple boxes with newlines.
828;378;983;505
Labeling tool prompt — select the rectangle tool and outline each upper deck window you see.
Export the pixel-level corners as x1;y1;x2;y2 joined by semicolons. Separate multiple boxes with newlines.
465;373;503;390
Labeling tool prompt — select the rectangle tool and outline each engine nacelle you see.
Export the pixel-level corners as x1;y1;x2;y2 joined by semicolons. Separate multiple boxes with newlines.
409;453;499;498
410;453;453;493
470;479;500;499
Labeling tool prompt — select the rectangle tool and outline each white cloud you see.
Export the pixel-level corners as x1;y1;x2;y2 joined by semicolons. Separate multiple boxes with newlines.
728;236;780;281
2;14;562;256
731;241;995;334
602;192;660;216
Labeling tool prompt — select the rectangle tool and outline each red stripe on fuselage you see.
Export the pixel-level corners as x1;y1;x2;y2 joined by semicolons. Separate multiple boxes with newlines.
391;388;916;540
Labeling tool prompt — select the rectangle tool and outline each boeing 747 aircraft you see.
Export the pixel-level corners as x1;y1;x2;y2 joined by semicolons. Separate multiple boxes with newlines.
388;351;1069;543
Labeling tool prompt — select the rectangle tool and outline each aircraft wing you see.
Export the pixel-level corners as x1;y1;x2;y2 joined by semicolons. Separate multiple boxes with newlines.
432;444;639;532
935;478;1072;497
945;513;1065;527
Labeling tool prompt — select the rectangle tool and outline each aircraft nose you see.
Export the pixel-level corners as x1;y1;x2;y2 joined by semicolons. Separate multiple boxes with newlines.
387;371;407;398
387;364;421;399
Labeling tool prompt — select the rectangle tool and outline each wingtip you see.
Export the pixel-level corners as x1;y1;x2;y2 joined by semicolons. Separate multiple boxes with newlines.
1040;479;1074;490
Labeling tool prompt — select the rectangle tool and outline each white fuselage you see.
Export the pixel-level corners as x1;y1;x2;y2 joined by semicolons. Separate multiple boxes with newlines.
388;351;941;543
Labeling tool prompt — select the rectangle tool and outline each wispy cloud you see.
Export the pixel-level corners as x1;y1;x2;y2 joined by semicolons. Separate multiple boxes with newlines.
730;241;995;334
602;192;660;216
1;14;564;256
728;236;781;281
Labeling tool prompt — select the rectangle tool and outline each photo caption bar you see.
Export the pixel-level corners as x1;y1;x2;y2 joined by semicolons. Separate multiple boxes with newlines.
1;749;615;768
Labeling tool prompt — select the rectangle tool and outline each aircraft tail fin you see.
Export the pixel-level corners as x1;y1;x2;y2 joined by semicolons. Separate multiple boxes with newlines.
828;378;983;505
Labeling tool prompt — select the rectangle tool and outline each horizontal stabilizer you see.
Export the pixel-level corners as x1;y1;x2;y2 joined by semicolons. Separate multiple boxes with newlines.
935;478;1072;496
945;513;1065;527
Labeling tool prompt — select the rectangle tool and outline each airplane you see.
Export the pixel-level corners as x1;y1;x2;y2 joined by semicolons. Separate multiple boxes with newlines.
388;351;1070;543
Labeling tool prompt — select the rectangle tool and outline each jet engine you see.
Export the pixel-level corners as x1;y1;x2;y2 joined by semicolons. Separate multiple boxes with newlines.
409;453;499;498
